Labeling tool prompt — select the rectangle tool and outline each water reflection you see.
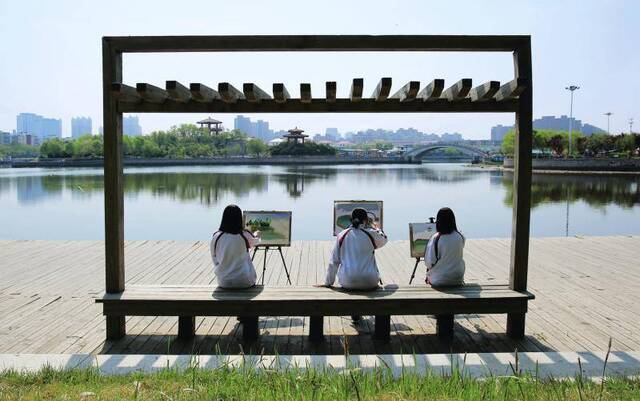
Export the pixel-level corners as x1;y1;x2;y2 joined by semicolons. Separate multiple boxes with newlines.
501;172;640;209
1;166;638;209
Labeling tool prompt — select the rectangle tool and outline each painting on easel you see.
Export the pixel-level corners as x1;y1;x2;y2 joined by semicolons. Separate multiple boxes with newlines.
243;210;292;247
333;200;383;236
409;221;437;258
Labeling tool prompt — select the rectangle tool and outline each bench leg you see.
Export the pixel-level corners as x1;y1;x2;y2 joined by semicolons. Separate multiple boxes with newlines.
436;314;454;342
309;316;324;342
178;316;195;340
374;315;391;342
241;316;259;342
506;313;526;339
106;316;125;340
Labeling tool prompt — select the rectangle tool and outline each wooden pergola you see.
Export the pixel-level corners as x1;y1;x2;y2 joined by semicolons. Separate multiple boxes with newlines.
102;35;532;340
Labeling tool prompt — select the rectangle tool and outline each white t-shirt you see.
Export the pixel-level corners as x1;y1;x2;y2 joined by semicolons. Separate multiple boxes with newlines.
210;230;260;288
424;231;465;286
324;226;388;290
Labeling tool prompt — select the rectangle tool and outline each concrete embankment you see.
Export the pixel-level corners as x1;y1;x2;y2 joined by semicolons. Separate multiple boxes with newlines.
6;156;419;168
503;157;640;173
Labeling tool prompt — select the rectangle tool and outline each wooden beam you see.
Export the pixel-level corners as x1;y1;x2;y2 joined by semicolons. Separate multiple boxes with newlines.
470;81;500;102
136;83;168;103
507;39;533;338
243;83;272;103
350;78;363;102
108;35;530;53
417;79;444;101
372;77;392;102
218;82;244;103
111;83;140;103
102;38;125;339
495;78;527;101
325;81;336;103
119;98;519;113
189;83;220;102
442;79;472;101
165;81;191;103
273;83;290;103
300;83;312;103
391;81;420;102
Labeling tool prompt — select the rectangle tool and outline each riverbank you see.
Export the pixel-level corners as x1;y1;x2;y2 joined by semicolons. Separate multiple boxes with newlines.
502;157;640;173
2;156;419;168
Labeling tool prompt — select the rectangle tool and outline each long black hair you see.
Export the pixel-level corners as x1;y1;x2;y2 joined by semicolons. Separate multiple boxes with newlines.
219;204;244;234
436;207;463;238
351;208;368;228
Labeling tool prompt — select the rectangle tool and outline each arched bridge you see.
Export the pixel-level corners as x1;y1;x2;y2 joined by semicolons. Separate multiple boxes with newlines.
404;142;489;160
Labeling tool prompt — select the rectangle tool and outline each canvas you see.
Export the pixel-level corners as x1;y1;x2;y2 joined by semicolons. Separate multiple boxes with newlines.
333;200;383;236
243;210;292;247
409;222;437;258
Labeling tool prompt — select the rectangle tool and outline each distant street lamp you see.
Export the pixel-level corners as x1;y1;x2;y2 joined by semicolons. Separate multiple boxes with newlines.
565;85;580;156
604;112;613;134
630;118;634;134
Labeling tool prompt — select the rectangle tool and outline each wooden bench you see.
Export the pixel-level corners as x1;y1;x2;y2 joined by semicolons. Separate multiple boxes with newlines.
97;284;534;342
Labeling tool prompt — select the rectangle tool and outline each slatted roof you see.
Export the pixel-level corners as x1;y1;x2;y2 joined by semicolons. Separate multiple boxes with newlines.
114;78;526;113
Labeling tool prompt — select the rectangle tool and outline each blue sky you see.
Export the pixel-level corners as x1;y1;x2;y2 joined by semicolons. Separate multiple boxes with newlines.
0;0;638;139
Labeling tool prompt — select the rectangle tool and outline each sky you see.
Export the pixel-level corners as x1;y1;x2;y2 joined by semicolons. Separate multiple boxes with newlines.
0;0;638;139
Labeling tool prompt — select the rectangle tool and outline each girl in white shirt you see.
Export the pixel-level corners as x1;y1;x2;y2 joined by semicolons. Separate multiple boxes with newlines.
210;205;261;289
424;207;465;287
323;208;388;290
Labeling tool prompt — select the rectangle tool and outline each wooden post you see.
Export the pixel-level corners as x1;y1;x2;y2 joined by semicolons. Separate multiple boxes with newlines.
103;38;125;340
436;314;454;341
178;316;195;339
374;315;390;342
309;316;324;342
241;316;259;342
507;38;532;339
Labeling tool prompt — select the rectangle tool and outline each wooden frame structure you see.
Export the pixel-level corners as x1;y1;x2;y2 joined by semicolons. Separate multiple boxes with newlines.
102;35;532;340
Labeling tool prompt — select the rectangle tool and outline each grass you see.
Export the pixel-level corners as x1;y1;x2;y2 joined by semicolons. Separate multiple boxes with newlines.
1;365;639;401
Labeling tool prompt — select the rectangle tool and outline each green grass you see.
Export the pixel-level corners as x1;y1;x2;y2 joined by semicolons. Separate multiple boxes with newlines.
1;365;639;400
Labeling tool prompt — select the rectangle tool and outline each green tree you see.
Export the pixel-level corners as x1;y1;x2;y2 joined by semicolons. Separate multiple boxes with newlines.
246;139;268;156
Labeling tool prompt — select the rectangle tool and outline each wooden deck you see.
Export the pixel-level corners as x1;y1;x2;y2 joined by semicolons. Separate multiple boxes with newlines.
1;237;638;355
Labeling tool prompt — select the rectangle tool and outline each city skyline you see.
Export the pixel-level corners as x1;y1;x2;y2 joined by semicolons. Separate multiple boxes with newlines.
0;1;638;139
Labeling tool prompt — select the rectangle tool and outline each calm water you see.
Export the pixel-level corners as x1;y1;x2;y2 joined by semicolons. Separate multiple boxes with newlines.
0;164;638;240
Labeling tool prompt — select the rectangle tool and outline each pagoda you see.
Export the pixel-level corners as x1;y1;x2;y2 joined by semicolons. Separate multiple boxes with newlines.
283;126;309;144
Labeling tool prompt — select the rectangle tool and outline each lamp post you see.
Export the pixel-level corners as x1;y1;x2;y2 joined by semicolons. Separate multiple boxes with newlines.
604;112;613;134
630;118;634;134
565;85;580;156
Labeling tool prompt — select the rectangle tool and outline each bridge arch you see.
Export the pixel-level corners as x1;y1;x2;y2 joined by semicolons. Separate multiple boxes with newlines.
405;142;488;160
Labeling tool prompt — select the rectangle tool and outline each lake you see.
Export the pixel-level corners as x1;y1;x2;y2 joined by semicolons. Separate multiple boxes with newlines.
1;164;638;241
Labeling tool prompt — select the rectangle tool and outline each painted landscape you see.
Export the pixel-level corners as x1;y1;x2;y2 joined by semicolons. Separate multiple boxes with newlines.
409;222;437;258
244;211;292;246
333;200;383;235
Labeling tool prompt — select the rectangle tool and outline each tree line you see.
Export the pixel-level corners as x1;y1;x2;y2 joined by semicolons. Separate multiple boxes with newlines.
501;129;639;157
2;124;336;159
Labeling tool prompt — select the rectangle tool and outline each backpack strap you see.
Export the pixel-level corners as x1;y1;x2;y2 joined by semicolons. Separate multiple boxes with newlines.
433;232;441;265
338;228;352;249
359;228;377;253
213;231;250;259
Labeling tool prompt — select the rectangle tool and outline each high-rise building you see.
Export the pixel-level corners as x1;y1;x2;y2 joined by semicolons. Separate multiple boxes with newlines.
0;131;11;145
123;116;142;136
490;124;511;142
255;120;269;141
71;117;92;138
234;115;254;136
16;113;62;140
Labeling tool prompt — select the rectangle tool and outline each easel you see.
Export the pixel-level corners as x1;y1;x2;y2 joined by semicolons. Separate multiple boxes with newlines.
408;257;423;284
251;246;292;285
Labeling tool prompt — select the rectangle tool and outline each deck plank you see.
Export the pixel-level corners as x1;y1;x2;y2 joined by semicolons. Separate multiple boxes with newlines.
0;236;638;355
